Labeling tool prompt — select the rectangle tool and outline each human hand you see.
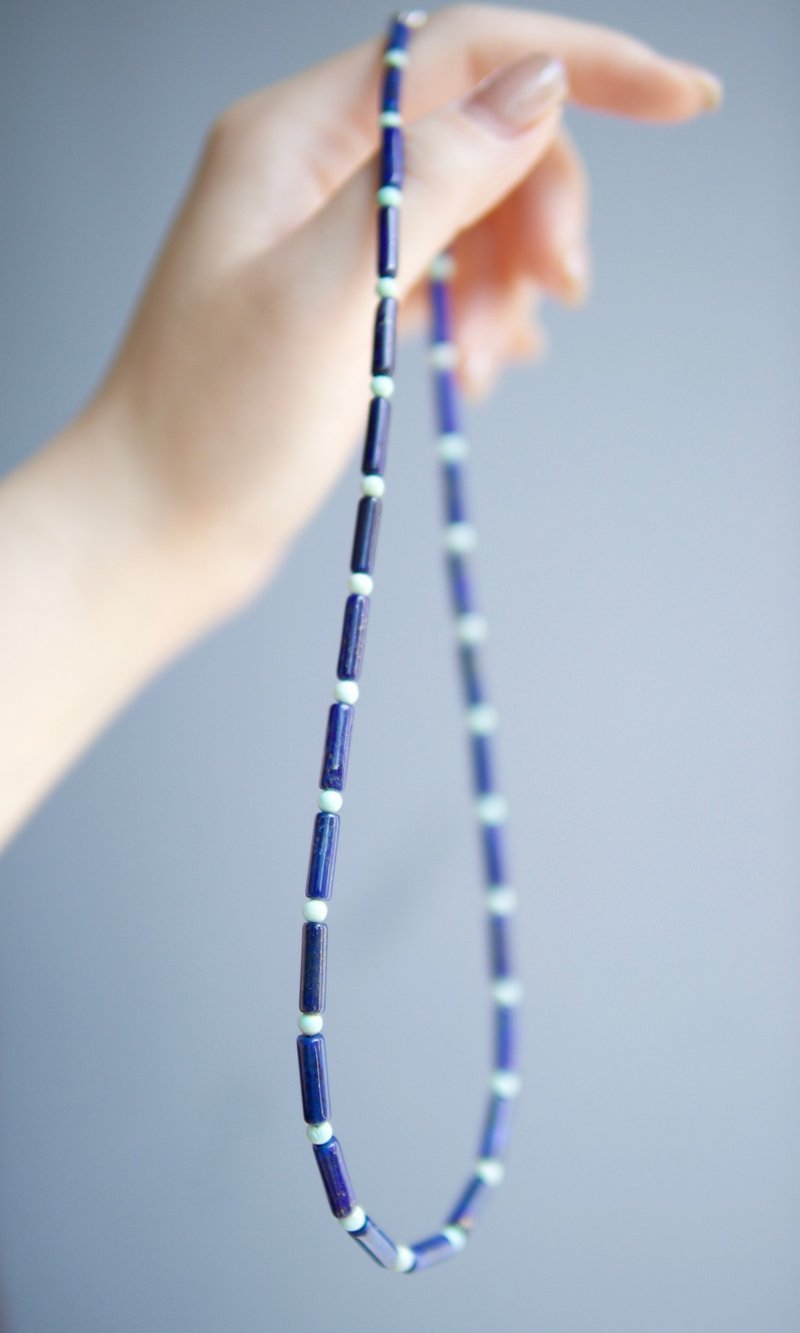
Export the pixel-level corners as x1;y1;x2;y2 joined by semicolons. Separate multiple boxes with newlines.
84;4;722;617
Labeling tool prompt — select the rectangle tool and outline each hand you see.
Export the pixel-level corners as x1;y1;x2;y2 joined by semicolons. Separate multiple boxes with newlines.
85;4;722;616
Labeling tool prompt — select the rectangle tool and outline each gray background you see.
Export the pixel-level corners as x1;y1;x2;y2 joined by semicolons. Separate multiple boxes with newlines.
0;0;798;1329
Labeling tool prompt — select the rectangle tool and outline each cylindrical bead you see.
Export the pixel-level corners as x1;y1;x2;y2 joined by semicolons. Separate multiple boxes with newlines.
471;733;494;794
447;554;474;615
479;1093;515;1160
441;460;467;523
458;644;484;705
380;126;403;188
488;914;514;978
371;297;397;375
351;496;382;575
352;1216;400;1269
430;282;453;343
435;371;462;434
337;594;370;681
297;1033;331;1124
382;65;402;113
313;1136;358;1219
481;823;508;885
387;18;411;50
495;1004;518;1070
361;395;390;475
299;922;327;1014
410;1234;459;1271
446;1175;490;1231
320;702;354;792
306;812;339;901
378;206;399;278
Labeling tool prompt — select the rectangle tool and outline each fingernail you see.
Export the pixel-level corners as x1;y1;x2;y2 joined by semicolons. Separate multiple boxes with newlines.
694;68;724;111
560;240;590;305
465;53;569;137
460;347;498;400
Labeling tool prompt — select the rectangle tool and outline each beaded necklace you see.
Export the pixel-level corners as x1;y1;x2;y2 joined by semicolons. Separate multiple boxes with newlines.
296;9;521;1273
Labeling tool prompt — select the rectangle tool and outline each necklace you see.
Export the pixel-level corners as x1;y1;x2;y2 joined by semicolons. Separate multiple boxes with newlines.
296;8;521;1273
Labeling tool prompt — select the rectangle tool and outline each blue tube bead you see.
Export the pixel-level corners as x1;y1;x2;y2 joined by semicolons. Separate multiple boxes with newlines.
495;1003;519;1070
378;206;399;278
351;1216;400;1269
435;370;462;434
430;281;453;343
371;297;397;375
351;496;382;575
410;1233;460;1271
313;1136;358;1219
320;702;354;792
380;126;403;188
488;913;514;978
479;1092;515;1160
337;594;369;681
299;922;327;1014
297;1034;331;1124
306;812;339;901
441;459;467;523
387;17;411;50
447;553;474;614
481;823;508;885
381;65;402;113
446;1174;490;1231
361;395;390;475
471;733;494;794
458;643;484;705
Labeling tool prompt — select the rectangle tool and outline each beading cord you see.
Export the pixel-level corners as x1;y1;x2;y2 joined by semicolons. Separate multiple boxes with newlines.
295;9;522;1273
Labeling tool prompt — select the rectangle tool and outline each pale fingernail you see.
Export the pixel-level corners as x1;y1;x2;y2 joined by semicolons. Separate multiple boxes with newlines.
560;241;590;305
465;53;569;137
694;68;724;111
461;347;498;399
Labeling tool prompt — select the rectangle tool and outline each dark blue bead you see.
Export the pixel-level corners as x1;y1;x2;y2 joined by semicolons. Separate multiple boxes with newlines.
441;460;467;523
434;370;461;434
488;914;514;978
299;922;327;1013
320;702;354;792
458;644;484;705
479;1093;515;1159
387;18;411;50
371;297;397;375
297;1034;330;1124
313;1136;357;1219
361;395;390;475
351;496;382;575
481;823;508;885
410;1233;459;1270
471;733;494;794
378;206;399;277
495;1004;519;1070
430;281;453;343
351;1216;400;1269
446;1174;490;1231
382;64;402;113
306;812;339;901
337;594;369;681
447;554;474;615
380;126;403;188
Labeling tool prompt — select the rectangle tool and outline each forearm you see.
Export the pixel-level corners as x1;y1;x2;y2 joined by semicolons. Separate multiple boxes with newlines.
0;405;262;856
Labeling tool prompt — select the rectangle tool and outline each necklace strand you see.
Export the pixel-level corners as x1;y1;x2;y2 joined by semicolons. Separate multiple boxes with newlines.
295;8;522;1273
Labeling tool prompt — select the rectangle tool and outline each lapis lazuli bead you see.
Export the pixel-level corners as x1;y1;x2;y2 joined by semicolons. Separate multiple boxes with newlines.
337;594;369;681
378;206;399;278
361;395;390;475
435;370;461;434
447;554;474;615
380;126;403;188
441;460;467;523
471;733;494;794
481;823;508;885
430;281;453;343
479;1092;515;1160
351;496;382;575
387;17;411;50
306;812;339;901
410;1233;459;1271
300;922;327;1013
297;1033;331;1124
458;644;484;706
372;297;397;375
382;64;402;113
446;1174;490;1231
313;1136;357;1219
495;1004;518;1070
351;1216;400;1269
320;702;354;792
488;915;514;978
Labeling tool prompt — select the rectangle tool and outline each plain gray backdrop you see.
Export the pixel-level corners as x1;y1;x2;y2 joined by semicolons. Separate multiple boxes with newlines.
0;1;798;1330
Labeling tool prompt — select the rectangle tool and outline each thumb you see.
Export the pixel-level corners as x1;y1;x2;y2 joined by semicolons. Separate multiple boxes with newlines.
270;52;568;312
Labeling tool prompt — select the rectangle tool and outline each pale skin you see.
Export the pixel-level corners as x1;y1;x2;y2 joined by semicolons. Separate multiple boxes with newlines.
0;6;722;855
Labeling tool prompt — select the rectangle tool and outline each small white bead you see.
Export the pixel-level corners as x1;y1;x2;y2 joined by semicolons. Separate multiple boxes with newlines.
429;342;459;371
318;789;343;813
476;1157;505;1186
490;1069;522;1098
444;521;477;555
466;702;498;734
371;374;395;399
348;571;373;597
306;1120;333;1145
400;9;428;30
340;1205;367;1232
429;253;456;282
437;432;469;464
303;900;328;923
457;612;488;646
335;678;360;704
476;792;508;825
376;185;402;208
486;886;518;916
361;474;385;498
383;47;409;67
376;276;399;299
491;977;524;1007
442;1224;467;1251
298;1011;323;1035
393;1244;415;1273
379;110;403;128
